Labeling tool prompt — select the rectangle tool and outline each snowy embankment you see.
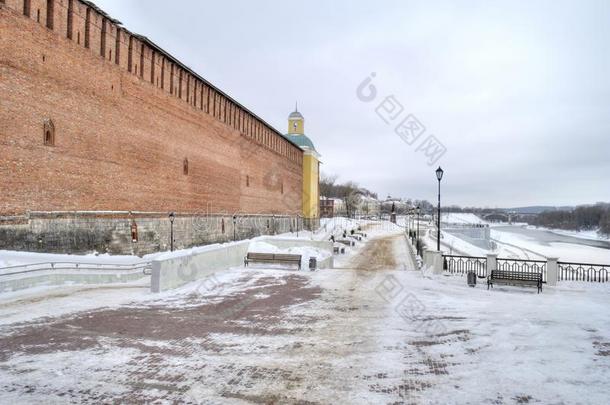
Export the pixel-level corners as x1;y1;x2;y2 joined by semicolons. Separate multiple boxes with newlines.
0;217;379;295
441;212;487;225
432;213;610;264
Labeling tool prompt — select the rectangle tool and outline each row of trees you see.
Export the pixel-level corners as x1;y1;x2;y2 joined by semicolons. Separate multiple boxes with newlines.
320;174;378;217
529;203;610;236
319;174;377;200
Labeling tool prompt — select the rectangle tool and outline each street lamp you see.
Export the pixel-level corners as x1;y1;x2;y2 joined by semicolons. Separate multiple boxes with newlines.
232;215;237;241
169;212;175;252
416;205;420;255
436;166;444;251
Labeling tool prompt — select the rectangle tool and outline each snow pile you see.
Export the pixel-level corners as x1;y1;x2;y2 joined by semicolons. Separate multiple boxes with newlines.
441;213;487;225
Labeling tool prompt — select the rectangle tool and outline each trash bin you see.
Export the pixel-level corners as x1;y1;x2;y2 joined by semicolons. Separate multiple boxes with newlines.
467;271;476;287
309;257;317;271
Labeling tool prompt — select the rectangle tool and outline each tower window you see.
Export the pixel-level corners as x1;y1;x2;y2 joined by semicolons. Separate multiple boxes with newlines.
246;175;250;187
183;158;189;175
43;118;55;146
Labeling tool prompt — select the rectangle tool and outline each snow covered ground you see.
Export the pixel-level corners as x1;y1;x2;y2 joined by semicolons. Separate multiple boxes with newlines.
420;213;610;264
441;212;487;225
0;224;609;404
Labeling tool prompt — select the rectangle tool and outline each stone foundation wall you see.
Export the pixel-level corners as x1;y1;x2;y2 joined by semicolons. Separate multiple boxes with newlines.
0;212;319;256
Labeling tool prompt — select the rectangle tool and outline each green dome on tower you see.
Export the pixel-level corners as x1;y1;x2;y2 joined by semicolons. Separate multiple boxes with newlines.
283;132;317;151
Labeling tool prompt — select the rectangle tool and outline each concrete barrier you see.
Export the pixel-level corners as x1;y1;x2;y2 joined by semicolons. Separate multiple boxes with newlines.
151;237;335;292
151;241;250;293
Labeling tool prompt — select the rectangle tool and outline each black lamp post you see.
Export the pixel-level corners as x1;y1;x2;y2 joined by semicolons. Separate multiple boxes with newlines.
416;205;420;254
232;215;237;241
169;212;175;252
436;166;444;251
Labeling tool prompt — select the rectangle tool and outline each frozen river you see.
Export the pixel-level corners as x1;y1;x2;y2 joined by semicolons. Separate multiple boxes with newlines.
493;226;610;250
491;225;610;264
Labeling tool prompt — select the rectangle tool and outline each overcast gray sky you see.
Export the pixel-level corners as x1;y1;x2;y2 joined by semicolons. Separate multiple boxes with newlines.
95;0;610;208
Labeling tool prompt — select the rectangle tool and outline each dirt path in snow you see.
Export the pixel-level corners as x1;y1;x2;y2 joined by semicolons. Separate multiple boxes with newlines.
342;233;414;271
348;236;398;270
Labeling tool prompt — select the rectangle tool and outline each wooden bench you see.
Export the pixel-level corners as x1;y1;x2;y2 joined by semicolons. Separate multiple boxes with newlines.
244;252;301;270
336;239;355;247
487;270;542;293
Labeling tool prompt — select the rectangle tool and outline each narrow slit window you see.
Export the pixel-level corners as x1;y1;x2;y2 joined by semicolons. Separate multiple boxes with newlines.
128;36;133;72
43;119;55;146
66;0;73;39
139;44;144;78
24;0;31;17
100;18;106;56
46;0;54;29
161;59;165;89
150;51;155;84
84;8;90;48
115;29;120;64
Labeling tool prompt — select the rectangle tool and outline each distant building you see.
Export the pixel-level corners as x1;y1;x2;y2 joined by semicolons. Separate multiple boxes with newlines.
319;198;334;218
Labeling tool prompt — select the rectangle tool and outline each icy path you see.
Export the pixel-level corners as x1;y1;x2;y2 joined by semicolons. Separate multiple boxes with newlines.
0;234;609;404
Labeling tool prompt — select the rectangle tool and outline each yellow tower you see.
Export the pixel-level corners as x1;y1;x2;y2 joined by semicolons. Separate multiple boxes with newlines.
283;106;320;225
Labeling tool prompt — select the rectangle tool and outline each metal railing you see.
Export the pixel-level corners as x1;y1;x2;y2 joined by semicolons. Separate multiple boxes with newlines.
443;255;487;277
495;258;547;283
558;262;609;282
442;254;609;284
0;261;152;278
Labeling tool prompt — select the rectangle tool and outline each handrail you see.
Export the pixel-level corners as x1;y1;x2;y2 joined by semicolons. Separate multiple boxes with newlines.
0;261;152;278
496;258;547;264
557;260;610;267
443;254;487;260
0;261;149;271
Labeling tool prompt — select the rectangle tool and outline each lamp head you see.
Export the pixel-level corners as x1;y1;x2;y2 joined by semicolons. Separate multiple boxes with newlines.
436;166;444;181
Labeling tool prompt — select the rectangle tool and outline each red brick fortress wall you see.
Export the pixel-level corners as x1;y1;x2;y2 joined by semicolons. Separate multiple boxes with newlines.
0;1;303;217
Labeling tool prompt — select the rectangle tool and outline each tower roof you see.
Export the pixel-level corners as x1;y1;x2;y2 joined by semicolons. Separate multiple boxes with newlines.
282;133;318;154
289;110;304;120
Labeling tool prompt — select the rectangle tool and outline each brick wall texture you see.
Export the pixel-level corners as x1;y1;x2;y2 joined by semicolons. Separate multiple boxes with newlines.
0;1;303;218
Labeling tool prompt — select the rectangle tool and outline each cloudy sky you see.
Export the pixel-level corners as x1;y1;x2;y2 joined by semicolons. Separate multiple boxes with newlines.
95;0;610;208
